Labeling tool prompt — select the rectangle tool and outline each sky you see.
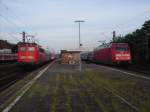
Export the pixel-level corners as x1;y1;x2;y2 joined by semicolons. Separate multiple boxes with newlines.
0;0;150;52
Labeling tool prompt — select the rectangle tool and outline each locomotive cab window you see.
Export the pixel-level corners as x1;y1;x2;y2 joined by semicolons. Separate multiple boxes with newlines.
115;47;129;52
20;47;26;52
28;47;35;51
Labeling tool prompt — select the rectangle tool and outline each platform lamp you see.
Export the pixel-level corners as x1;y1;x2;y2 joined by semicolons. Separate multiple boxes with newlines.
74;20;85;72
74;20;85;48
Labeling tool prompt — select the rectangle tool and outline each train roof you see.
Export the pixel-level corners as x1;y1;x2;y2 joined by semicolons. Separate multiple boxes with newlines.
111;43;129;46
18;42;37;45
95;42;129;50
18;42;45;51
17;42;43;48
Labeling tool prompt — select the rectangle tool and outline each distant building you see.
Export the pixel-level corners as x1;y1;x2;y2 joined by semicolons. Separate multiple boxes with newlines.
0;40;15;49
0;40;17;53
61;50;81;64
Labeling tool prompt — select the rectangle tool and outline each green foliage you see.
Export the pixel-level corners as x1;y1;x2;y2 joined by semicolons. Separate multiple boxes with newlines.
114;20;150;64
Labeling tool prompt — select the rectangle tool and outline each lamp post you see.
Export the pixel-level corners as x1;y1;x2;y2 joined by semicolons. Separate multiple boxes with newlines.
74;20;85;48
74;20;85;72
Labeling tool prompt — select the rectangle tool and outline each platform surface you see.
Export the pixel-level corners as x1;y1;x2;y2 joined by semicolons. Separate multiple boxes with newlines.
4;62;150;112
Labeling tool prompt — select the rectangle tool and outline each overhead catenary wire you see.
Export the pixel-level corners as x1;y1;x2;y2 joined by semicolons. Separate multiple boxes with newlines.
0;31;20;42
7;33;20;42
0;2;37;44
0;1;28;30
0;1;26;43
112;9;150;33
0;13;22;31
0;17;21;42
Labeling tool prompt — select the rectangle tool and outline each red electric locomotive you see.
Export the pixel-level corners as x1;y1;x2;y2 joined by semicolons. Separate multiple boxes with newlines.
17;42;50;66
93;43;131;65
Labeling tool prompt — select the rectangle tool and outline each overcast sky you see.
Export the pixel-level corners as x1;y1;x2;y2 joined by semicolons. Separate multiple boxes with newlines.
0;0;150;52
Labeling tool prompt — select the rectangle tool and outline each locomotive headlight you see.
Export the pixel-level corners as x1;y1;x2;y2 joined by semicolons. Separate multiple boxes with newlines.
20;56;26;59
116;57;119;60
116;54;121;57
28;56;34;59
127;57;131;59
124;54;130;56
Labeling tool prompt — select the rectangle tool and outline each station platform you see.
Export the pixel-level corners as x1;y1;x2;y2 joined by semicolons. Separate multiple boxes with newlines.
1;61;149;112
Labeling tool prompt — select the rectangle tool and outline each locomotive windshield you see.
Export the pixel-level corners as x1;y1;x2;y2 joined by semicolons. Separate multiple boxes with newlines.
20;47;26;52
115;47;129;52
28;47;35;51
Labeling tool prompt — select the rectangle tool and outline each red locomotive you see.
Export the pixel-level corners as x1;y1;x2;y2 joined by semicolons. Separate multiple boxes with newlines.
17;42;51;66
92;43;131;65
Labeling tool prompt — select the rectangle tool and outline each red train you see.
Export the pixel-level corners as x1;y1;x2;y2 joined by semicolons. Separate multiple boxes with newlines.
92;43;131;65
17;42;51;66
81;43;131;65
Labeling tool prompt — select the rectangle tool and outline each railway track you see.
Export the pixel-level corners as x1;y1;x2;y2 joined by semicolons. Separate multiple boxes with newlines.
117;65;150;77
100;64;150;80
0;63;32;92
0;61;56;112
85;61;150;80
124;65;150;74
83;62;150;111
